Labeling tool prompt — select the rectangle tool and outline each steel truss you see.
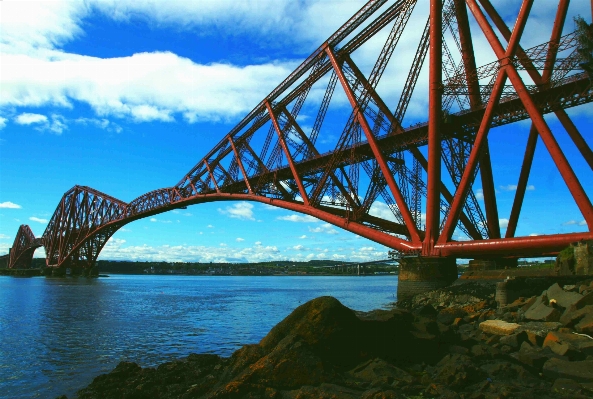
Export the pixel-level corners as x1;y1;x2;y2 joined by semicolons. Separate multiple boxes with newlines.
7;0;593;269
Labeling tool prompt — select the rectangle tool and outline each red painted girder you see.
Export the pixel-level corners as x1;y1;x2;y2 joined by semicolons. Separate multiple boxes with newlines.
506;0;570;238
425;0;443;255
279;106;361;210
228;136;253;194
204;160;221;193
468;0;593;231
325;45;421;243
478;0;593;171
265;100;310;206
440;0;533;244
436;232;593;257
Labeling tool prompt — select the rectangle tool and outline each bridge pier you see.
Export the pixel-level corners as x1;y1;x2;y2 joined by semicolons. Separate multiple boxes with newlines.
467;258;518;271
397;257;457;299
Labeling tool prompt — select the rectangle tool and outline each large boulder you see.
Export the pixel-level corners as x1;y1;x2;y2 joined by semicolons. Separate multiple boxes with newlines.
546;283;583;309
543;358;593;382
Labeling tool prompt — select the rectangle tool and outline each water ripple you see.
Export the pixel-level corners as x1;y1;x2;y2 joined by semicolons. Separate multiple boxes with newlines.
0;275;397;398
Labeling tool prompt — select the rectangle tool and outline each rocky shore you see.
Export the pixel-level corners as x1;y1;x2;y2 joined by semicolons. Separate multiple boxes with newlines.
60;277;593;399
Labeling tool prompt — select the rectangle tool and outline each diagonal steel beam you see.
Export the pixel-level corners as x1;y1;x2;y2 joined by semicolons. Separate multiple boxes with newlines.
326;44;421;243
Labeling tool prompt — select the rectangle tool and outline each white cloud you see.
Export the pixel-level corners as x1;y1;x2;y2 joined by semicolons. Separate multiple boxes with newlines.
299;235;307;239
529;233;539;236
276;214;318;223
15;113;47;125
499;184;535;192
563;220;577;225
207;224;214;228
2;50;295;124
292;245;306;251
13;113;67;134
475;189;484;201
0;201;22;209
0;234;10;239
368;201;398;222
308;223;339;235
29;216;48;223
236;237;244;242
499;218;509;229
0;117;7;129
74;117;122;133
218;202;255;220
149;218;157;222
220;243;227;247
579;220;587;226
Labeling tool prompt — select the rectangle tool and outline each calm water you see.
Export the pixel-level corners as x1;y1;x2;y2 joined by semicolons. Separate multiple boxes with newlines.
0;274;397;399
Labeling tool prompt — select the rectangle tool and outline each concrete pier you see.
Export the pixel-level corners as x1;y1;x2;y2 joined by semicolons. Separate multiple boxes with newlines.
397;257;457;299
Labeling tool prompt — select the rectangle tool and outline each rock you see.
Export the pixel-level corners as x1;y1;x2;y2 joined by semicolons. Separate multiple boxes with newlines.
449;345;469;355
552;378;583;395
348;358;413;385
362;387;400;399
520;296;538;312
543;358;593;382
499;331;529;349
560;304;593;327
576;313;593;335
437;307;468;325
543;330;593;359
517;321;562;346
573;291;593;310
285;383;361;399
547;283;583;309
517;343;549;370
479;320;520;335
415;304;438;317
524;302;561;322
433;354;485;389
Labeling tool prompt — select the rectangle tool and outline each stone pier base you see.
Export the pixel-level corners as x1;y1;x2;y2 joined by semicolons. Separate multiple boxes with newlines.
468;258;518;271
397;257;457;299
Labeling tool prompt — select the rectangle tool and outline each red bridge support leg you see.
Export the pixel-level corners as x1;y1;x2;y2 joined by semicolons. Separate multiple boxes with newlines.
397;258;458;299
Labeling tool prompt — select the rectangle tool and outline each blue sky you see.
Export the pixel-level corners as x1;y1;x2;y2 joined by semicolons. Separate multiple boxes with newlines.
0;0;591;264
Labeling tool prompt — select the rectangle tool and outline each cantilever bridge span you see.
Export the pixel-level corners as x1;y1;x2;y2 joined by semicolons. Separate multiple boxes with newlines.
6;0;593;284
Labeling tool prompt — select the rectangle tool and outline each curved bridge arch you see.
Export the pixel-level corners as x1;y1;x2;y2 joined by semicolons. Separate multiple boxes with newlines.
6;0;593;269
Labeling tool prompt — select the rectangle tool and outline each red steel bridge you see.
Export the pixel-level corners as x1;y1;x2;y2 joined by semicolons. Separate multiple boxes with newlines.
6;0;593;277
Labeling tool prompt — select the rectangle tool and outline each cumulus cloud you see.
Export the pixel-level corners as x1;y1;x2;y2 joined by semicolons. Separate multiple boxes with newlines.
1;0;585;130
15;113;47;125
13;113;67;134
308;223;339;235
564;220;588;226
0;234;11;239
0;117;7;129
29;216;48;223
475;189;484;201
276;214;318;223
299;235;307;239
499;218;509;229
150;218;157;222
236;237;245;242
218;202;255;220
2;50;295;124
0;201;22;209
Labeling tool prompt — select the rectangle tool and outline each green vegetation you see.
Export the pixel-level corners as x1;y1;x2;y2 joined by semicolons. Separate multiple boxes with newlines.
575;15;593;75
94;259;398;276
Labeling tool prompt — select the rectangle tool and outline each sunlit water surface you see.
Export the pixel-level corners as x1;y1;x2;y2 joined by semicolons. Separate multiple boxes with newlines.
0;274;397;398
